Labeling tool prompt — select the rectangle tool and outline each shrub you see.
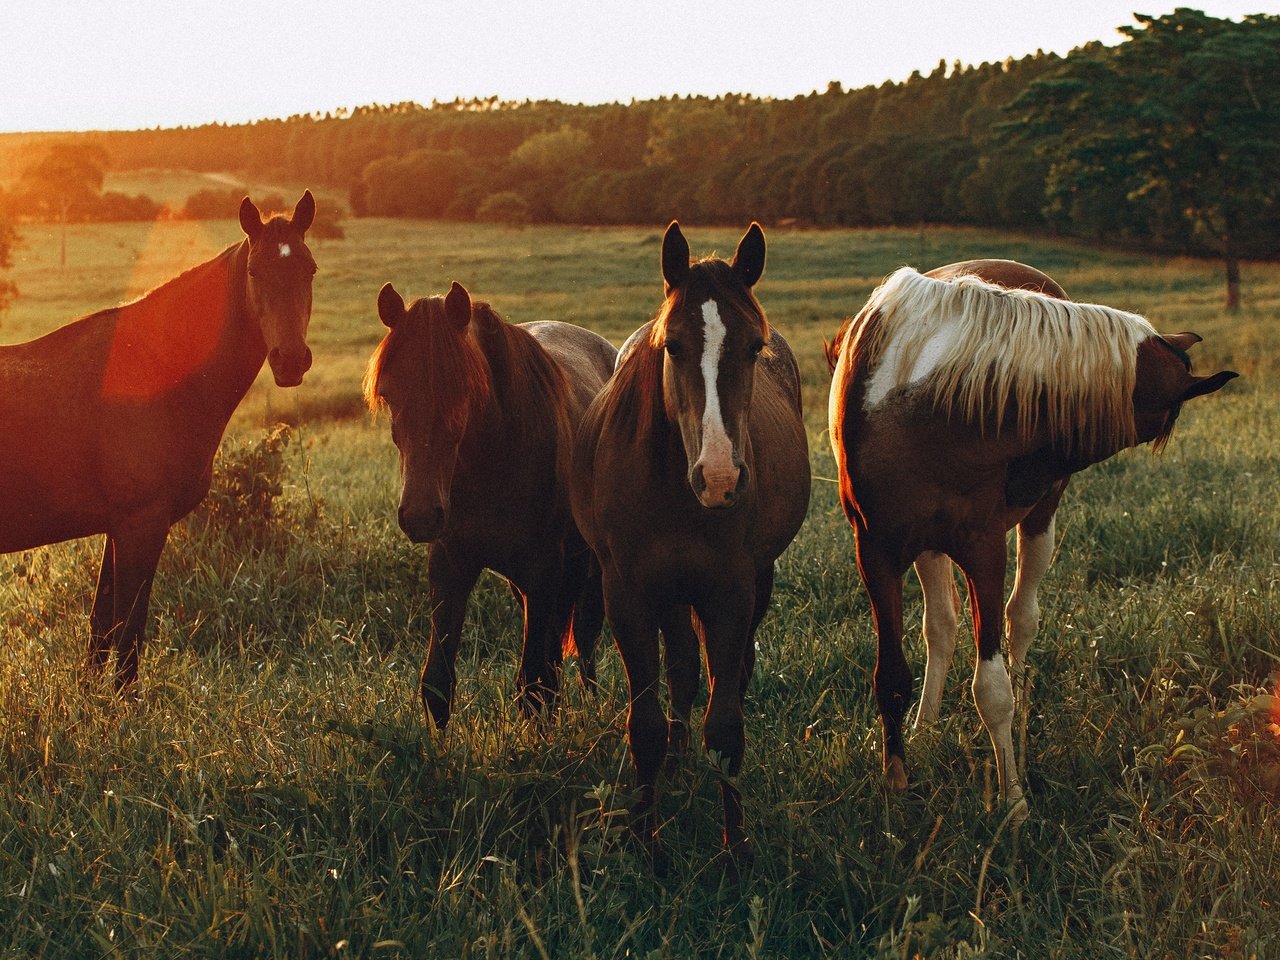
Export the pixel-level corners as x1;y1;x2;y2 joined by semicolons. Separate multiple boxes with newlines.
185;425;299;548
475;191;530;225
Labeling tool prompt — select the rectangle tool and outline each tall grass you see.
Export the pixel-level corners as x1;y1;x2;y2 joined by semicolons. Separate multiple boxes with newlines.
1;218;1277;957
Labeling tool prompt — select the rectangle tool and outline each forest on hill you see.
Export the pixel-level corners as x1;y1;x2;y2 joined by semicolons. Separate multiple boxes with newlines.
0;10;1276;295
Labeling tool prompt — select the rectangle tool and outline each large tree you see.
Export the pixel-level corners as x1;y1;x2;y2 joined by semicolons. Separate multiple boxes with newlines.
1004;9;1280;310
18;142;108;267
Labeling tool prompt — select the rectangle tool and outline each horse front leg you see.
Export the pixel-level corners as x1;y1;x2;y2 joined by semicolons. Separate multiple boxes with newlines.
421;547;481;731
913;550;960;727
515;563;567;718
557;546;603;694
659;604;699;756
604;576;666;869
959;535;1028;822
86;536;116;679
697;583;755;864
855;531;911;791
107;513;171;696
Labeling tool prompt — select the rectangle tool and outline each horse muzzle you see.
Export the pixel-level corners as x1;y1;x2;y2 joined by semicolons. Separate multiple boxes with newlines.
691;458;749;509
398;503;447;543
268;346;313;387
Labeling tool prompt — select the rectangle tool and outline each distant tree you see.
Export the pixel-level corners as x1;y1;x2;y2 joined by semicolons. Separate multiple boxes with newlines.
18;142;108;266
1005;10;1280;309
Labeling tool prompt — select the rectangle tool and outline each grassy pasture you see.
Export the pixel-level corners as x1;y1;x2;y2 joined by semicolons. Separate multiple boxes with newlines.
1;215;1278;958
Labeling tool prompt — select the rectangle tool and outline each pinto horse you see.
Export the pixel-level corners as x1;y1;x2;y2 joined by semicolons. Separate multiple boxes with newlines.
572;222;810;865
364;280;616;727
828;259;1237;819
0;192;317;693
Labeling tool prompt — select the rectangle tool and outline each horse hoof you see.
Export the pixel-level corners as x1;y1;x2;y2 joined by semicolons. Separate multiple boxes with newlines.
885;757;909;792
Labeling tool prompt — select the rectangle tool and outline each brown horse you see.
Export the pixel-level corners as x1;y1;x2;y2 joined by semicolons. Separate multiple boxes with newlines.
571;222;810;866
827;259;1237;819
0;191;317;693
364;280;616;727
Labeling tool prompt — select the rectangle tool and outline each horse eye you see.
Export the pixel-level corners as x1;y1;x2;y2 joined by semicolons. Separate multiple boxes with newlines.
665;340;684;360
750;340;765;359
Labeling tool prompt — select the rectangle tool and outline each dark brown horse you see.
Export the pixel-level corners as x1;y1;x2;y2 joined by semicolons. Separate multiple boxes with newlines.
0;192;317;693
828;259;1237;819
364;280;616;727
571;222;810;865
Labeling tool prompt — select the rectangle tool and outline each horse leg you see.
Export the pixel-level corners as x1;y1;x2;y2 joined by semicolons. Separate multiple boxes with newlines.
107;515;171;695
516;565;566;717
659;604;699;756
1007;483;1064;706
86;536;116;679
855;532;911;791
913;550;960;727
421;547;481;731
697;586;755;862
560;548;604;694
605;580;667;868
742;564;775;702
959;535;1028;821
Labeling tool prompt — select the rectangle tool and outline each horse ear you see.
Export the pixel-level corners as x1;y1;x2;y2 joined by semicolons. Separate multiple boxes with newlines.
239;197;264;240
292;190;316;234
732;222;766;288
1180;369;1238;402
377;282;406;328
1163;332;1203;352
662;221;690;293
444;280;472;331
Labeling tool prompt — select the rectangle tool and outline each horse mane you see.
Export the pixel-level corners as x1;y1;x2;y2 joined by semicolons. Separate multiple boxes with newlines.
469;301;576;462
850;267;1156;456
362;296;492;428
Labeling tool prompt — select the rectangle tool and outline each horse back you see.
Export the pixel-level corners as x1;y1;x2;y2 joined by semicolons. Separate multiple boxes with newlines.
520;320;617;414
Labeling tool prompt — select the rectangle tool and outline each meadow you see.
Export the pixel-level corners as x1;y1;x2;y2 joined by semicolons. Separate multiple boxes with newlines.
1;210;1278;958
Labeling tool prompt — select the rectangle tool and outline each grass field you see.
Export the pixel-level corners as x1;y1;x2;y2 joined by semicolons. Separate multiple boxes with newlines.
1;215;1278;957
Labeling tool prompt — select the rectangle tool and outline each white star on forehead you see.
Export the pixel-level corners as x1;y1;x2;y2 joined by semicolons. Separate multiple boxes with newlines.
279;243;291;257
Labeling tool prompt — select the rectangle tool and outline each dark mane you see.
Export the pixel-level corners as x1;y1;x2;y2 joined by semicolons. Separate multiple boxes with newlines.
362;296;491;424
597;328;667;454
470;301;576;479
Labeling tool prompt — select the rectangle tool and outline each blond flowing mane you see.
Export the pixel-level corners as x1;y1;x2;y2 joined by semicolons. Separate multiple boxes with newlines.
852;267;1156;455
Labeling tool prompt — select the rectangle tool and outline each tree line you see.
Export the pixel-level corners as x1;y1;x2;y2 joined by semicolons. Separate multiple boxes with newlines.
0;9;1275;308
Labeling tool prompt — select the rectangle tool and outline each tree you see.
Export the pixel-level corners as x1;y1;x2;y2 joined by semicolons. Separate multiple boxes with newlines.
1004;11;1280;310
18;143;108;267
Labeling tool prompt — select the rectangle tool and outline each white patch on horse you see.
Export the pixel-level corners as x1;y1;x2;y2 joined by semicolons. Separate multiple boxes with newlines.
698;300;734;473
279;243;292;258
863;322;961;410
973;653;1026;816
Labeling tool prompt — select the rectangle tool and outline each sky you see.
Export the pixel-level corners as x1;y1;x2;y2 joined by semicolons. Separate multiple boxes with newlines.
0;0;1269;133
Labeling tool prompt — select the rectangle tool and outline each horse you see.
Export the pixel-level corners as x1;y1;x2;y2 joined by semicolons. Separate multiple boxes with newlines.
827;258;1238;819
364;280;616;728
571;222;810;867
0;192;317;694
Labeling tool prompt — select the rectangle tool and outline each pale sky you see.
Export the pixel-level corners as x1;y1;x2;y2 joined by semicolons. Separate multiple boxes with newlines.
0;1;1269;132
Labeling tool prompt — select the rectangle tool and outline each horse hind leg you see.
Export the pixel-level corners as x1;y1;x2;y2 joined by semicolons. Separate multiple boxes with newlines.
560;550;603;694
913;551;960;727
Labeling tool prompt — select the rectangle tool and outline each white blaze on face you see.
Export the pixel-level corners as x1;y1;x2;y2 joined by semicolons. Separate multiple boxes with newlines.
279;243;292;258
696;300;736;487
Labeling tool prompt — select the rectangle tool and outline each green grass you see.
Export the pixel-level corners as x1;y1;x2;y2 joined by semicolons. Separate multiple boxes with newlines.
2;218;1278;957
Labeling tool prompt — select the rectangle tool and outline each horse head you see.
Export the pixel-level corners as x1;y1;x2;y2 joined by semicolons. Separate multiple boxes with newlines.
240;191;316;387
655;221;768;509
368;280;489;543
1135;331;1238;449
